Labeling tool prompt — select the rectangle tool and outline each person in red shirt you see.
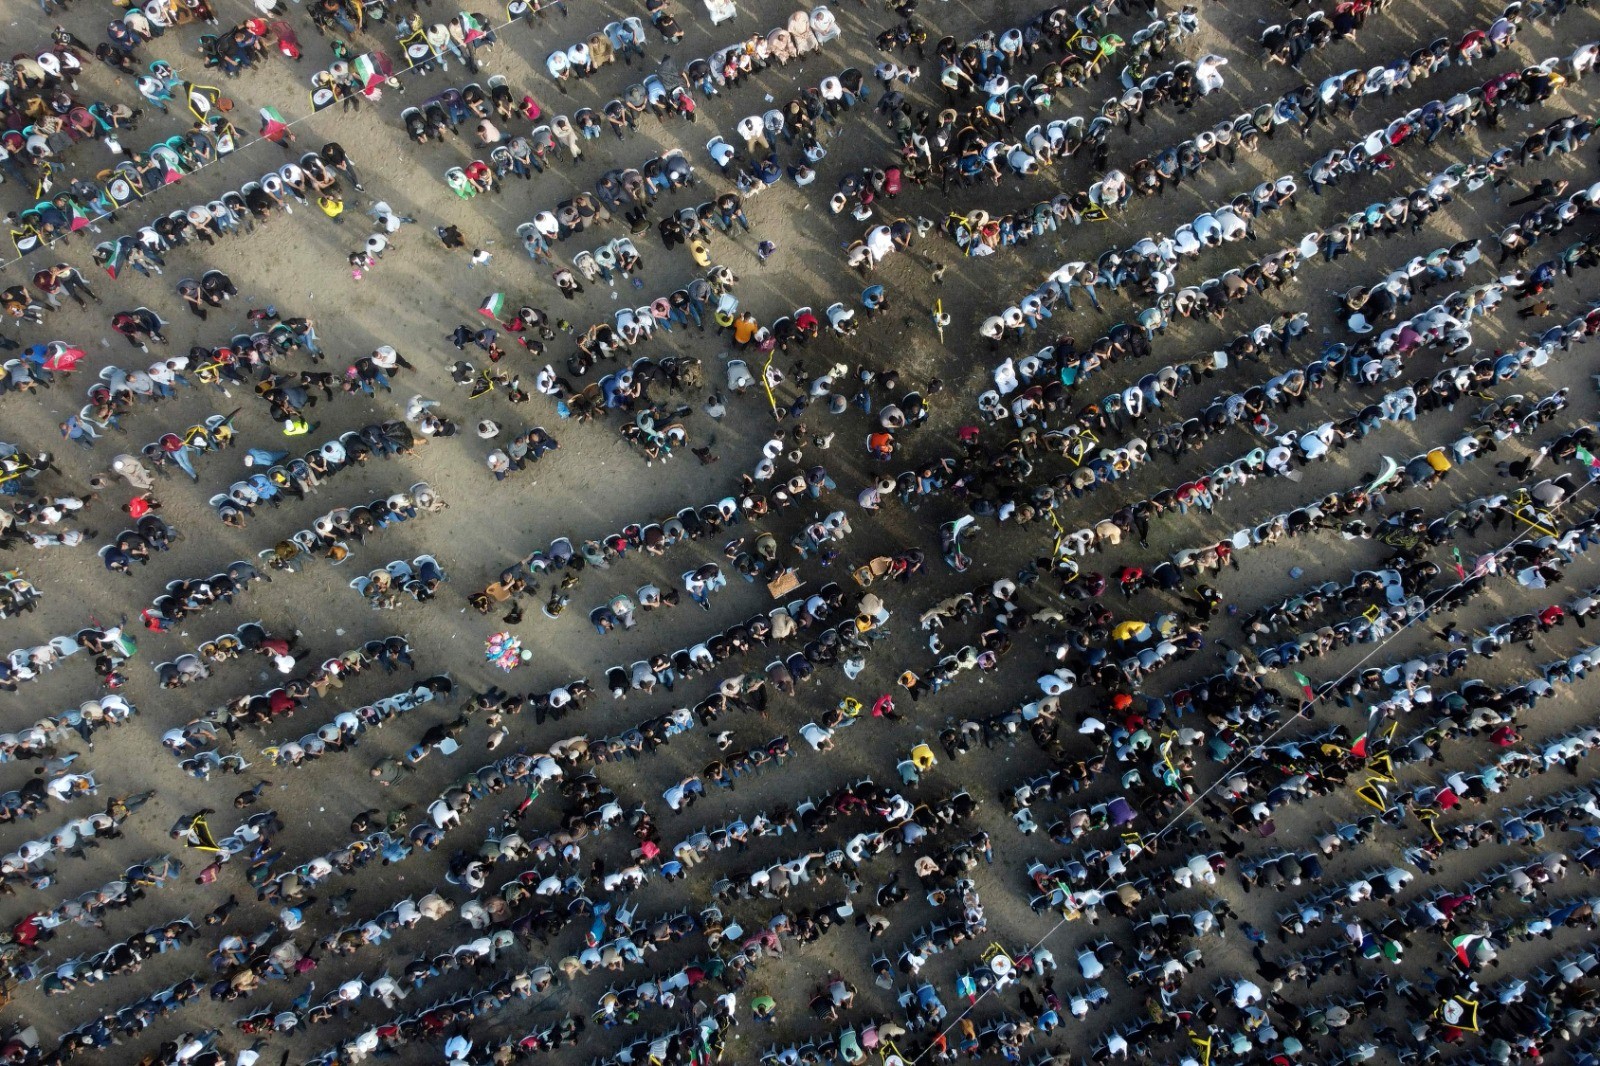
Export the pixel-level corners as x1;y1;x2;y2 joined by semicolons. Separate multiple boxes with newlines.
1118;566;1144;598
258;635;294;658
463;159;496;194
124;493;158;520
794;306;820;340
11;913;43;947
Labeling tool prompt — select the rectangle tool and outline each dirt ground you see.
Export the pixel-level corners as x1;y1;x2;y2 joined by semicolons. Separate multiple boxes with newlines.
4;0;1600;1062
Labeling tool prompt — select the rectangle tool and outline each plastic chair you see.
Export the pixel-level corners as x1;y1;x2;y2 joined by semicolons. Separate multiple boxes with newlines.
811;5;841;45
444;167;475;199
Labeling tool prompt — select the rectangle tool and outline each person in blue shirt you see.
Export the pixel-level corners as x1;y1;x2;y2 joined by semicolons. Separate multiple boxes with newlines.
861;284;888;317
244;448;289;467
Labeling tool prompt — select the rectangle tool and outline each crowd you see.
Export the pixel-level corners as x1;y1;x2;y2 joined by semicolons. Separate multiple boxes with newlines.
6;1;1600;1066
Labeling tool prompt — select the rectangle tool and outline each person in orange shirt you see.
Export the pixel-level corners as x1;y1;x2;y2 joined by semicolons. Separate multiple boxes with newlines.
731;312;758;349
732;312;764;348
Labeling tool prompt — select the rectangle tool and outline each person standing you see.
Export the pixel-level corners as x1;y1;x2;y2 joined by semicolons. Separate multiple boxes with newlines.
554;268;584;299
60;415;99;449
49;264;101;306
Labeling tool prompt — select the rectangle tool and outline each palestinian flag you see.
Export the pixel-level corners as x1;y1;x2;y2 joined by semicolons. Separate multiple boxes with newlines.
1348;732;1368;759
354;51;394;97
1293;671;1315;702
480;292;506;319
1450;932;1484;967
1451;546;1465;579
259;105;292;143
1578;444;1599;470
100;238;129;279
459;12;490;45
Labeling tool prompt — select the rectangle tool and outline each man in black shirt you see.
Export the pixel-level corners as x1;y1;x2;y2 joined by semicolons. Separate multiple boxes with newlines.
320;141;363;190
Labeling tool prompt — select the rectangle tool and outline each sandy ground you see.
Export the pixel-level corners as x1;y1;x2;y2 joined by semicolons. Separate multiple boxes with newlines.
4;0;1600;1062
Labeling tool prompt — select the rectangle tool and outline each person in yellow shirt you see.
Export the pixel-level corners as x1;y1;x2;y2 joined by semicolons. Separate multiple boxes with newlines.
318;191;345;224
